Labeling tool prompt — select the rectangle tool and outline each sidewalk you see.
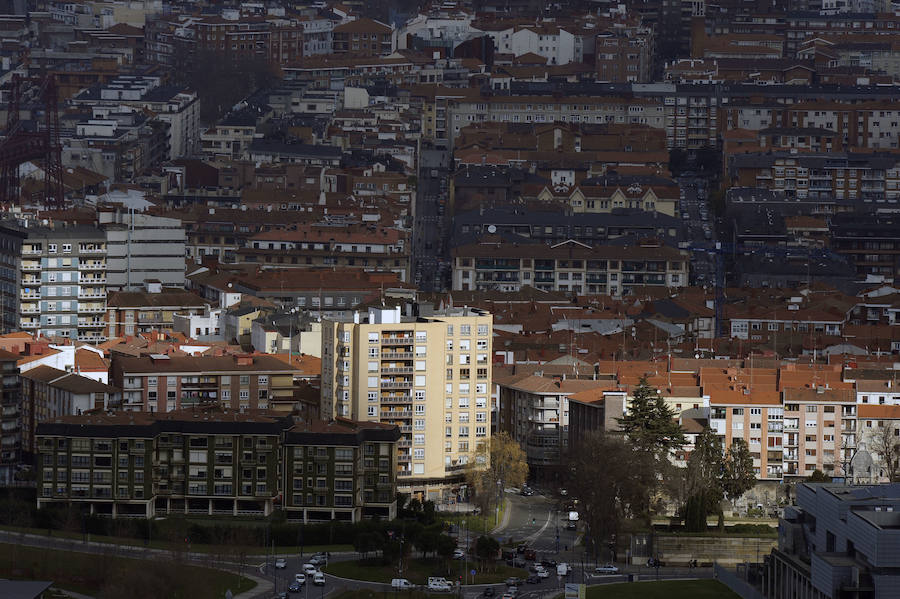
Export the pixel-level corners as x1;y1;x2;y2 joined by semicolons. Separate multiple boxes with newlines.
491;498;512;535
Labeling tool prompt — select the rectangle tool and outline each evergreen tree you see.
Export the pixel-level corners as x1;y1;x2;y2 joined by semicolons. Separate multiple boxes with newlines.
617;376;686;461
722;438;756;506
683;427;724;532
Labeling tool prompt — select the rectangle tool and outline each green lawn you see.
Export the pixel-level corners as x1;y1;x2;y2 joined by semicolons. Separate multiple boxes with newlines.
0;542;255;598
584;580;739;599
331;592;456;599
325;557;527;585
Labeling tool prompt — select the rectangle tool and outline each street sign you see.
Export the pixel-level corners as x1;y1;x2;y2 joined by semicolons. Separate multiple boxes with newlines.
471;569;476;576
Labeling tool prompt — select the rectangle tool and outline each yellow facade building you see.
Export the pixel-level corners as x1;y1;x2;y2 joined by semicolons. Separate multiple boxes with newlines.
321;306;492;500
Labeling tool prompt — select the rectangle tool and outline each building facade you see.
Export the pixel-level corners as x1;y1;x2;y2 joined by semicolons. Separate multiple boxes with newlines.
321;306;492;500
111;354;298;412
0;221;109;343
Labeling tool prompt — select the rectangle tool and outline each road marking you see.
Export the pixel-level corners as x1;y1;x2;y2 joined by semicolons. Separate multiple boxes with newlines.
523;509;553;544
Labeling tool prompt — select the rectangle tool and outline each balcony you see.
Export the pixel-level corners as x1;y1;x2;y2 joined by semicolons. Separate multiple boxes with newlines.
80;262;106;270
399;425;412;433
381;367;413;374
22;248;42;255
20;305;39;314
398;470;411;477
77;335;107;343
397;454;411;462
383;410;412;418
381;336;414;345
398;439;411;448
381;395;411;404
80;277;106;285
381;352;413;359
22;279;40;286
20;291;40;300
78;318;105;328
78;304;106;313
19;320;38;329
380;381;412;389
21;263;40;271
78;291;106;299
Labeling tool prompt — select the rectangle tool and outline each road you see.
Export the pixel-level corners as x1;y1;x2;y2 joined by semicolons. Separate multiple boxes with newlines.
678;177;718;287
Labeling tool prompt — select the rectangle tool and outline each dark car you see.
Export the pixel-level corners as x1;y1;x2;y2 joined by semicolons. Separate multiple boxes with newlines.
483;587;496;598
505;577;524;587
516;544;527;554
540;560;557;568
502;550;516;560
289;582;302;593
566;521;577;531
506;558;526;568
526;575;540;584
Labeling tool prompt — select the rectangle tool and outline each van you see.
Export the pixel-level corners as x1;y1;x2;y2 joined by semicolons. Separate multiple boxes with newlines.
392;579;414;590
557;563;569;577
428;577;452;592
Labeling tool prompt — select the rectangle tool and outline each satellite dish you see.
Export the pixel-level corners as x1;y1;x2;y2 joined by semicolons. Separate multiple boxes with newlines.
487;225;497;233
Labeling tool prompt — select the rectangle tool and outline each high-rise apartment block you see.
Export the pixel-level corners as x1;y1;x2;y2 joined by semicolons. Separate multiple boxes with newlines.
0;221;108;342
321;306;492;500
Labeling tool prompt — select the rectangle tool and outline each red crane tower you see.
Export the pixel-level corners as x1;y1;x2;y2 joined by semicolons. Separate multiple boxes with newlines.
0;74;64;208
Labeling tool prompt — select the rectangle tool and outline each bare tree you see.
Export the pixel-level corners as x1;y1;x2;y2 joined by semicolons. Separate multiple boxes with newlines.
870;420;900;482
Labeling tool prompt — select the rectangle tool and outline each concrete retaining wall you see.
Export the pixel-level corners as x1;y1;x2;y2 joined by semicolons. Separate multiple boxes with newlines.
647;535;777;567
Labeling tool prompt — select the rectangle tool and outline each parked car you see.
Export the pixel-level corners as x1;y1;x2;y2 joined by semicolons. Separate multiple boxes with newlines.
275;558;287;569
504;577;524;587
303;563;317;576
506;558;526;568
427;577;452;592
313;572;326;586
482;586;496;597
392;579;414;590
453;549;465;560
526;575;540;584
536;569;549;579
594;564;619;575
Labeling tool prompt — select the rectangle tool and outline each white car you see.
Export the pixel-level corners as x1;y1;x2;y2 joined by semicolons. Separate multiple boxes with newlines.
275;558;287;569
295;573;306;585
313;572;326;586
594;564;619;574
303;563;318;576
536;569;549;579
453;549;465;560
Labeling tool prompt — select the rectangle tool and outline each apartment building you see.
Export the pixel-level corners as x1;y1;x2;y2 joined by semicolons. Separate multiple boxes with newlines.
35;409;401;521
70;76;200;159
282;419;400;522
20;366;120;462
321;306;492;500
332;18;394;57
830;213;900;282
97;210;186;290
728;151;900;203
451;238;690;297
105;282;211;338
0;350;21;482
497;375;614;481
237;224;411;283
111;354;299;412
0;221;109;343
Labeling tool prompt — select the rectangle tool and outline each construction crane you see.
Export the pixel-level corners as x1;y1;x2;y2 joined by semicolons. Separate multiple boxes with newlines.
0;74;64;208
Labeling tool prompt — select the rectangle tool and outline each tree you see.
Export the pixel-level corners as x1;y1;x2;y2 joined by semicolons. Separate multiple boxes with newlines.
617;377;686;461
354;531;382;560
617;377;685;520
416;529;440;558
722;438;756;505
806;469;832;483
475;535;500;571
465;432;528;513
567;432;655;561
682;427;724;532
870;420;900;482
